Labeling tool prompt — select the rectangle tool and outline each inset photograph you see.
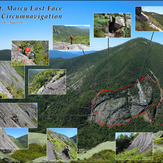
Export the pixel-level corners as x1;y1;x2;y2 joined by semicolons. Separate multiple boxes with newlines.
0;61;25;99
135;6;163;31
153;131;163;153
53;25;90;50
0;131;46;162
94;13;131;38
116;132;153;160
0;103;38;128
0;128;28;149
11;40;49;65
47;128;77;161
28;69;66;95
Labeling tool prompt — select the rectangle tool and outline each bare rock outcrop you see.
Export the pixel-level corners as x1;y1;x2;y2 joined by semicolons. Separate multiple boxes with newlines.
135;7;148;22
0;128;19;150
0;103;37;128
11;43;35;65
127;132;153;153
0;61;25;99
90;76;158;127
37;75;66;95
53;42;90;51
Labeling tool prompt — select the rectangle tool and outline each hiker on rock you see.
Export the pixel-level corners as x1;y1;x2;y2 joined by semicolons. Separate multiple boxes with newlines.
15;45;35;62
70;35;74;45
24;46;35;62
62;144;70;158
9;113;19;123
10;90;13;96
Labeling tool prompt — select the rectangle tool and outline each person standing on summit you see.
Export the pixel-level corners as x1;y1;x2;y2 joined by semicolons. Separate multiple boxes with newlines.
70;35;74;45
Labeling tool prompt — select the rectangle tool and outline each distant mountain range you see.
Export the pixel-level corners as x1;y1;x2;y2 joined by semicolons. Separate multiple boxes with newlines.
0;49;11;60
0;49;97;60
49;50;96;59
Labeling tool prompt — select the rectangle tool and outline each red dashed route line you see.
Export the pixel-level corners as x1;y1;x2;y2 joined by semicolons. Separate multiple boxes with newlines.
92;74;163;128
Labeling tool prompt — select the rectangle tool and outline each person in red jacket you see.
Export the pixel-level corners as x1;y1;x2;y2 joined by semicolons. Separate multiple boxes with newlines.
70;35;74;45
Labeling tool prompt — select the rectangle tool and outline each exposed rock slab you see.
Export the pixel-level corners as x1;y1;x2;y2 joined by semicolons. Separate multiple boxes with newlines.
0;82;13;98
127;132;153;153
37;75;66;95
47;140;56;161
0;103;37;128
0;128;19;150
90;76;158;127
0;61;25;98
53;42;90;50
11;43;36;65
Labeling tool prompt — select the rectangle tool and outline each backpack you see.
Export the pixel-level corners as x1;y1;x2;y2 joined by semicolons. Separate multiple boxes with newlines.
70;36;74;40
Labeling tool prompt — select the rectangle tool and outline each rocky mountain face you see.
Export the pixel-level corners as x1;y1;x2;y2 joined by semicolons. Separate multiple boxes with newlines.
0;61;25;99
11;43;35;65
0;103;37;128
127;132;153;153
89;73;160;127
0;128;19;150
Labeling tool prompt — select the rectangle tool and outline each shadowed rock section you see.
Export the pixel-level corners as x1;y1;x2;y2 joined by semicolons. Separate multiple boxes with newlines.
0;103;37;128
127;132;153;153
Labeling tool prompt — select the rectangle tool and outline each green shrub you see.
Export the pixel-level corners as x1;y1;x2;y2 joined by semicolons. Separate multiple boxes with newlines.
154;137;163;144
135;21;158;31
0;93;8;99
25;122;28;127
10;143;46;162
116;147;152;160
